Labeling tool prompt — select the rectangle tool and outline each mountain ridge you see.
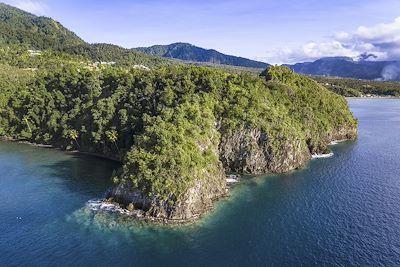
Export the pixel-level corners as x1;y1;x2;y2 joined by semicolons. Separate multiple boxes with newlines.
0;3;269;69
135;42;269;69
285;57;400;81
1;3;400;81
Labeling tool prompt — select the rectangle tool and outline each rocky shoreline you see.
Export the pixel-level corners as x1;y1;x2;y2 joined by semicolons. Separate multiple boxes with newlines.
1;129;356;225
0;135;244;224
0;137;123;163
103;128;356;224
85;137;355;225
92;174;242;225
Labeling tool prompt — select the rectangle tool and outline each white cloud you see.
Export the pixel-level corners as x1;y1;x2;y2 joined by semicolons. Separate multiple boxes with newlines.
264;17;400;64
6;0;48;15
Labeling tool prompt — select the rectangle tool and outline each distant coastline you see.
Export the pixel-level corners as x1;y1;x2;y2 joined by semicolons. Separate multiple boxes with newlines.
0;137;123;163
346;96;400;99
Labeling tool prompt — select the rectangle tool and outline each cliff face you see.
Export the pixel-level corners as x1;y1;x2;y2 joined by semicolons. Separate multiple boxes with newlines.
109;123;357;223
108;170;226;223
219;128;311;174
326;125;358;142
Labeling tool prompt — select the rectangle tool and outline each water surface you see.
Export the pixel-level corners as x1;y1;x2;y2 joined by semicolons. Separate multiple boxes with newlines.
1;99;400;266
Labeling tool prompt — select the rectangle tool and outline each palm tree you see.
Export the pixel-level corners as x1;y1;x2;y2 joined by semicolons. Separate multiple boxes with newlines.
106;129;119;153
67;129;79;148
23;116;31;133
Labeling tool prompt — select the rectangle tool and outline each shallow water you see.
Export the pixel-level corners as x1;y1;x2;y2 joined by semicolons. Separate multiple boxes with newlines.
1;99;400;266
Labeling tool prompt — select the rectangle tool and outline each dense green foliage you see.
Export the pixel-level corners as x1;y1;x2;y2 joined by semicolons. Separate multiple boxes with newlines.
64;43;172;68
262;67;356;152
0;4;172;69
0;60;357;203
136;42;269;69
0;3;85;50
313;76;400;97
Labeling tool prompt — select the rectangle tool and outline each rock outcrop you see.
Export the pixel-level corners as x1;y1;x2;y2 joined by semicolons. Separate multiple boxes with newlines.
107;163;226;223
108;125;357;223
219;128;311;174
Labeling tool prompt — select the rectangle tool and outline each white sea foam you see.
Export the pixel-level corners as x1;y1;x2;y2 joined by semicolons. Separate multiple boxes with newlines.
226;174;240;184
329;139;346;145
312;152;334;159
85;199;136;216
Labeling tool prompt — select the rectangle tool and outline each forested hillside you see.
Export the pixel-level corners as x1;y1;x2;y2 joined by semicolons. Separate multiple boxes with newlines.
0;3;172;68
0;3;84;50
135;42;269;68
0;4;270;70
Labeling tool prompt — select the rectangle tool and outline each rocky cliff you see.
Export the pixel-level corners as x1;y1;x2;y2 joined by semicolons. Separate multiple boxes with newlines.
219;128;310;174
107;67;358;223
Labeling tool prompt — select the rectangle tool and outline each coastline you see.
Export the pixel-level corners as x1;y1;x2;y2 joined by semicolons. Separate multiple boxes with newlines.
1;136;352;225
0;138;123;163
93;139;350;225
85;196;228;225
346;96;400;100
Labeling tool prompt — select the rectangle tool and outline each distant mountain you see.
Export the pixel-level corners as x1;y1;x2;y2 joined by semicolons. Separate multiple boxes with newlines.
0;3;269;70
135;43;269;69
285;57;400;81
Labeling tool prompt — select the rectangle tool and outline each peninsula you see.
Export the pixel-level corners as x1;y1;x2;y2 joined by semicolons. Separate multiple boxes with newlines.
0;3;357;223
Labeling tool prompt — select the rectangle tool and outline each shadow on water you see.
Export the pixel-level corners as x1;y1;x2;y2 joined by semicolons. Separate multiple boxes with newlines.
39;153;121;196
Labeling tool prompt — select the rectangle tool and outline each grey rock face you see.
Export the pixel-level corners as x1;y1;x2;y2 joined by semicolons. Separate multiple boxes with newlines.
109;125;357;223
107;166;226;223
219;128;311;174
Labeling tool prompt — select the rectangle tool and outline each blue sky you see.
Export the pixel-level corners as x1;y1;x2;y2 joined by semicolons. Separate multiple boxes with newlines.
3;0;400;63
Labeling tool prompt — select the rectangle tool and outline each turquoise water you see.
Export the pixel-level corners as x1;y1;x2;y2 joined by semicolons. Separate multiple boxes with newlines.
1;99;400;266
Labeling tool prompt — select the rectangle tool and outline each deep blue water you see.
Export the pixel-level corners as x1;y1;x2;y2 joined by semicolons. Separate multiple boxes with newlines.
1;99;400;266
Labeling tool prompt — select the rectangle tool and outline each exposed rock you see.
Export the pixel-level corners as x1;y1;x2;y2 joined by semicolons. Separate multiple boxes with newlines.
127;203;135;211
107;167;226;223
0;136;14;141
107;123;357;223
105;67;359;224
106;182;150;210
145;171;226;222
219;128;311;174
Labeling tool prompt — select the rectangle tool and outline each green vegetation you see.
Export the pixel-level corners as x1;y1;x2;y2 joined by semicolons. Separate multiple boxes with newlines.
0;3;85;50
64;43;172;68
0;53;357;206
313;76;400;97
0;3;172;69
262;67;356;152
